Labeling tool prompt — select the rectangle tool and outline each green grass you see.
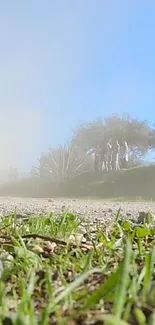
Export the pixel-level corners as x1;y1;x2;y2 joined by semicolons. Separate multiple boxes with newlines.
0;211;155;324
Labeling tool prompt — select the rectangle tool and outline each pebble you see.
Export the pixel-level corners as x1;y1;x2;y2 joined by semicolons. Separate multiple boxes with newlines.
0;197;154;225
137;211;155;224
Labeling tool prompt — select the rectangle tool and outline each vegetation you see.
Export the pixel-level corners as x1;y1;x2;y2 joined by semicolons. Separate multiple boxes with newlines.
86;164;155;200
32;144;93;181
72;114;153;159
0;113;155;324
3;113;155;199
1;164;155;200
30;113;154;180
0;210;155;324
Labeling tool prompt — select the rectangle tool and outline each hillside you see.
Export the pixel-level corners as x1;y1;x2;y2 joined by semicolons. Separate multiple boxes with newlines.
86;165;155;200
0;165;155;200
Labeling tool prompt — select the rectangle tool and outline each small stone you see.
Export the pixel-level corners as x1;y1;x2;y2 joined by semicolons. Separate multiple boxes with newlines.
126;212;132;217
69;235;75;243
78;226;86;234
48;199;53;203
69;234;85;244
138;212;155;224
44;242;56;253
31;245;44;254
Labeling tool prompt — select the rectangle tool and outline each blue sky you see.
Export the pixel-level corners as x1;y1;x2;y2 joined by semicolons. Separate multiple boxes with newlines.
0;0;155;170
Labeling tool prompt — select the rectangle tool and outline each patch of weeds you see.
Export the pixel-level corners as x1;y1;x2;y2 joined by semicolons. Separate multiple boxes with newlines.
0;211;155;324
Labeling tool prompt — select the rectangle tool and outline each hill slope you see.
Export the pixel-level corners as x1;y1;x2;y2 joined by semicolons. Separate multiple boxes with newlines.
87;165;155;199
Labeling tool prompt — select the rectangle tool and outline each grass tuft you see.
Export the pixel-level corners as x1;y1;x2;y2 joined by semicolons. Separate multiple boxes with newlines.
0;211;155;324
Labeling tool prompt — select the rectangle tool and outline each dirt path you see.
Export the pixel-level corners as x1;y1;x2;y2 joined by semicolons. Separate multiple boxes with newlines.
0;197;154;222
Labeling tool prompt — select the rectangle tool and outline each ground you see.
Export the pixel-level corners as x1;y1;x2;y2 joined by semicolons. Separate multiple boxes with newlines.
0;197;155;325
0;197;154;221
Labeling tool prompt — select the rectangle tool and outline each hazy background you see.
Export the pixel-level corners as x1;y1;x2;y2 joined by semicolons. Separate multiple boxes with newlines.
0;0;155;172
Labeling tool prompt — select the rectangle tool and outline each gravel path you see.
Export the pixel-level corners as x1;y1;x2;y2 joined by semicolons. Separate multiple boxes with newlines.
0;197;155;223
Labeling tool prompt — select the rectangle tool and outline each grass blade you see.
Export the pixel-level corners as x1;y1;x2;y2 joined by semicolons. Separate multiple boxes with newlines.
98;314;130;325
113;239;132;319
115;208;121;223
52;267;101;307
84;266;121;310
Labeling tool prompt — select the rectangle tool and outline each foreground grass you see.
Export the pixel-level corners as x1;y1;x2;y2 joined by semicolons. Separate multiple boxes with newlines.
0;211;155;324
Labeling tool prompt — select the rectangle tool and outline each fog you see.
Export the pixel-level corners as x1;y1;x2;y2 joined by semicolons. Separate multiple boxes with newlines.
0;108;42;171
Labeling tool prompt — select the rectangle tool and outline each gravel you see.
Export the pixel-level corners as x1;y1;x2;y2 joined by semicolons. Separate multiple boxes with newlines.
0;197;155;224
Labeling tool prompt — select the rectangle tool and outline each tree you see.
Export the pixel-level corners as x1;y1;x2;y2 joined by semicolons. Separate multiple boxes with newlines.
148;124;155;150
72;118;105;152
72;114;151;159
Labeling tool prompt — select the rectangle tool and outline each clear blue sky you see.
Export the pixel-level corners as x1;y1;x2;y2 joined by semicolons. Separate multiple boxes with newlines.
0;0;155;170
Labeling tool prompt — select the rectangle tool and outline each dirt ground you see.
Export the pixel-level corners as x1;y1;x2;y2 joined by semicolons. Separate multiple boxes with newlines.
0;197;154;223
